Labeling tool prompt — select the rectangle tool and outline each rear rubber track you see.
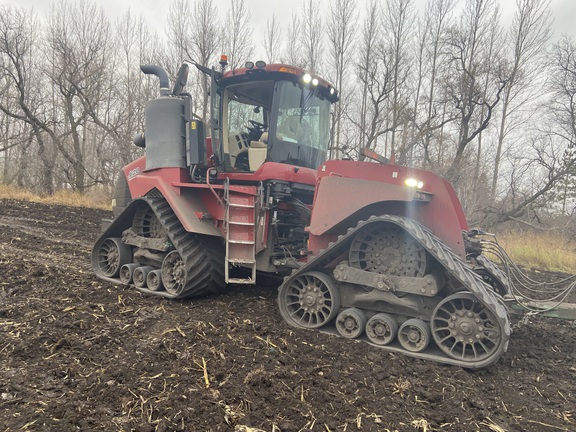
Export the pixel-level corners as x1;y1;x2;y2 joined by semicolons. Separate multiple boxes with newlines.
95;193;226;299
278;215;511;368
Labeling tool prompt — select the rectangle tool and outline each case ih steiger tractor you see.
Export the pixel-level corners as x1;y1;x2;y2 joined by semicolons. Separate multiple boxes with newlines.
92;59;512;368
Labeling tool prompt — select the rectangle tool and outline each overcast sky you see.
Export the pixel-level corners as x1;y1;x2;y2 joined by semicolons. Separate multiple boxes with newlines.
4;0;576;57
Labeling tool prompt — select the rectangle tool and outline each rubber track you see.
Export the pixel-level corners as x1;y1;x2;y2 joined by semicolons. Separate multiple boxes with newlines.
475;254;512;298
278;215;511;368
131;194;226;299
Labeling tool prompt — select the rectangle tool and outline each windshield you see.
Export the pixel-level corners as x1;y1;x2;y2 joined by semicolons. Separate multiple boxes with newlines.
274;81;330;150
269;81;331;168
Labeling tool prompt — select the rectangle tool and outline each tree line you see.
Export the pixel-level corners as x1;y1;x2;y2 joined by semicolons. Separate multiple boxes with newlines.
0;0;575;230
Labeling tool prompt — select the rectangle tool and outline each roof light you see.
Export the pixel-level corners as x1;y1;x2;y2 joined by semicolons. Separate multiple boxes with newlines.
302;73;312;84
245;61;254;69
255;60;266;69
311;77;319;86
219;54;228;70
329;87;335;95
279;66;299;75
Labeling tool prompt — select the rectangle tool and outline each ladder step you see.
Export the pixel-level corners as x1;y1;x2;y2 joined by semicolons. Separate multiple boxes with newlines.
228;277;255;285
229;240;255;245
228;258;256;265
228;203;255;208
228;221;254;226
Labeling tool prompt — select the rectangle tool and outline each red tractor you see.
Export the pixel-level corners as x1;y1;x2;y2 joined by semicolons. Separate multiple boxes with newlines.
92;59;511;368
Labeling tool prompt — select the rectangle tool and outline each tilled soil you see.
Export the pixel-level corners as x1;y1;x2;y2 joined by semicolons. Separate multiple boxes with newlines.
0;198;575;432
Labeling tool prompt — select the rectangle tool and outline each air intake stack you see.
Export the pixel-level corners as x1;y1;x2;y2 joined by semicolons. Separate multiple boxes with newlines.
140;65;187;171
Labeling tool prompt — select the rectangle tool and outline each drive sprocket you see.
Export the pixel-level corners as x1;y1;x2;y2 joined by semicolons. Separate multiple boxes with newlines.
349;224;428;277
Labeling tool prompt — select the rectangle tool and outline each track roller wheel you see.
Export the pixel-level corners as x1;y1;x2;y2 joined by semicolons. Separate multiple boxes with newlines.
366;313;398;346
96;238;132;277
336;308;367;339
119;263;139;284
278;271;340;329
146;269;164;291
133;266;155;288
162;251;186;296
431;292;504;363
398;319;431;352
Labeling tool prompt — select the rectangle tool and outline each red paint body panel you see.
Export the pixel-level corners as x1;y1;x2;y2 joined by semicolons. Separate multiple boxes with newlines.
122;157;222;237
308;160;468;259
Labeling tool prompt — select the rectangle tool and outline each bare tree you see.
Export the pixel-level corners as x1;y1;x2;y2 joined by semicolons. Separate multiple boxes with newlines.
443;0;506;183
300;0;323;73
190;0;220;121
381;0;415;160
283;13;304;67
263;13;282;64
165;0;191;66
352;0;394;158
467;13;566;227
419;0;455;168
88;9;159;185
327;0;357;157
222;0;253;70
0;5;56;193
548;36;576;150
491;0;552;198
43;0;114;191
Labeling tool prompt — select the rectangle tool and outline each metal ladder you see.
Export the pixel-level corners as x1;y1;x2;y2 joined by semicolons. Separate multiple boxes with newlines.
224;184;257;284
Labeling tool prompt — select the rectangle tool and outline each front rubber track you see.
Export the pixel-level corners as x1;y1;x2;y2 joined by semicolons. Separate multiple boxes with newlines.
277;215;511;369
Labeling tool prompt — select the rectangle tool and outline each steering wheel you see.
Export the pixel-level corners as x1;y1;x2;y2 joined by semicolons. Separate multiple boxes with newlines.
246;120;266;143
248;120;265;131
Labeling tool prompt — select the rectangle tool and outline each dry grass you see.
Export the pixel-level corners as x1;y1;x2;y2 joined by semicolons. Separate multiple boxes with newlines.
495;232;576;274
0;184;111;210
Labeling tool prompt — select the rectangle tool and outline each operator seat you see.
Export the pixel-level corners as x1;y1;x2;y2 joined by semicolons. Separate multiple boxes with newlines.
248;132;268;171
278;116;312;144
278;116;299;140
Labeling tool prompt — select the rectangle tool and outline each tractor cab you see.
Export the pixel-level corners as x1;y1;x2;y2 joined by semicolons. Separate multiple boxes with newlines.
204;60;339;172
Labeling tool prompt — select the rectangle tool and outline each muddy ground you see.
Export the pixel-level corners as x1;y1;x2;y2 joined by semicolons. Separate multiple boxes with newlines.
0;198;575;432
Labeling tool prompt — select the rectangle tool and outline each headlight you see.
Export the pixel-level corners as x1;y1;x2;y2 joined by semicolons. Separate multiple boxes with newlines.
405;178;424;189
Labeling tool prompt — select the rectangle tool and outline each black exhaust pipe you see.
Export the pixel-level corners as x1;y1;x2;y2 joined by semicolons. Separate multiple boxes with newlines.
140;65;170;96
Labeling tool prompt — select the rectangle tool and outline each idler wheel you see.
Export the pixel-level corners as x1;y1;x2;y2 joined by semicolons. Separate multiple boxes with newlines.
278;272;340;329
162;251;187;296
431;292;504;363
96;237;132;278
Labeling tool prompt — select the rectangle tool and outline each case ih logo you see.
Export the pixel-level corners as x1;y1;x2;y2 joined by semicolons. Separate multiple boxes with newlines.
128;167;141;180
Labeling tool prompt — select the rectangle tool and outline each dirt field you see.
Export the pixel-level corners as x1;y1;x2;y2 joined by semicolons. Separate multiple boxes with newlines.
1;198;575;432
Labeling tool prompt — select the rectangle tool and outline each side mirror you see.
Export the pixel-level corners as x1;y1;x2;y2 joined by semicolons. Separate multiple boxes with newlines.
172;63;189;96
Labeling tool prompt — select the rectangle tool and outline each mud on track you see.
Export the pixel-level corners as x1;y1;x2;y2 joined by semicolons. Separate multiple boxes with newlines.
1;198;575;431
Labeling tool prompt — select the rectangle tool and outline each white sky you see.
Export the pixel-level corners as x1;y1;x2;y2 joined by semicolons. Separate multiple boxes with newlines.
5;0;576;52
